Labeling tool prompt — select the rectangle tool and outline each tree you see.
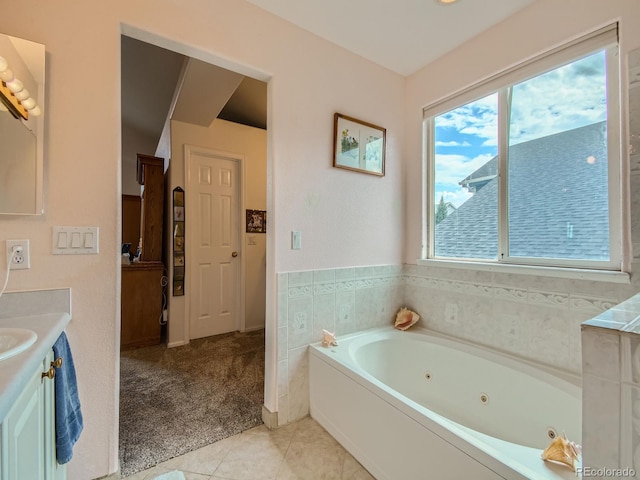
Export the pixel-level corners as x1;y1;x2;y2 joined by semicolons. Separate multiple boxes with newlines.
435;195;453;225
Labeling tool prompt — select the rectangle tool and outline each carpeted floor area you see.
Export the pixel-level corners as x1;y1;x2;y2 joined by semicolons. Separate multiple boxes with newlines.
119;329;265;477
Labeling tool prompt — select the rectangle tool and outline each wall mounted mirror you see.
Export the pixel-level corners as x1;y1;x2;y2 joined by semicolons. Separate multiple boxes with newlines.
0;33;45;215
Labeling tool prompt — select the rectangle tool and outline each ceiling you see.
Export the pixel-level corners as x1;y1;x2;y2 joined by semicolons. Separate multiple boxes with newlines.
121;36;267;146
121;0;536;148
246;0;536;76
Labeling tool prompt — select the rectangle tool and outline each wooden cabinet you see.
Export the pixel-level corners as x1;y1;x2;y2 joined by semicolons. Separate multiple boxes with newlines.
137;154;164;262
1;350;66;480
120;153;165;350
121;262;164;349
121;194;141;249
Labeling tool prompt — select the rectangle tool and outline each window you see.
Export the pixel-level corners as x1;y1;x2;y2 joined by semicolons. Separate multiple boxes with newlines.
424;25;621;270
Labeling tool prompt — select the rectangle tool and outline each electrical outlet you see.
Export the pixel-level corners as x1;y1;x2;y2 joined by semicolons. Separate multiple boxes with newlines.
6;240;30;270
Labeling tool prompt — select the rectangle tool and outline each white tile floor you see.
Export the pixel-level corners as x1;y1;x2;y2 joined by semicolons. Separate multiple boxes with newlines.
123;416;375;480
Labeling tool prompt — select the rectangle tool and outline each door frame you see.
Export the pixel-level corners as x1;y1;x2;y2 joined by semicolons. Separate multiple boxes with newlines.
183;143;246;342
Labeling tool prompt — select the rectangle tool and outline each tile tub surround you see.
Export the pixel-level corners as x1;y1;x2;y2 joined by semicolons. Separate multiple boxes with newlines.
402;263;634;375
276;262;640;426
574;49;640;476
276;266;404;425
581;293;640;476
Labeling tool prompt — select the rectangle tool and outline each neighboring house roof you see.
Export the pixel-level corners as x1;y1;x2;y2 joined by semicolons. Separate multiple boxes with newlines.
459;156;498;193
434;121;609;260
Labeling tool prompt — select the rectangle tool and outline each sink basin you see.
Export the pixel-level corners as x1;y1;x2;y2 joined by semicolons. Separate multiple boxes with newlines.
0;328;37;361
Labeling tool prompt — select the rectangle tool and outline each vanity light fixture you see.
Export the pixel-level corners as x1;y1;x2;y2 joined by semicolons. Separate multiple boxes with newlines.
0;55;40;120
436;0;459;4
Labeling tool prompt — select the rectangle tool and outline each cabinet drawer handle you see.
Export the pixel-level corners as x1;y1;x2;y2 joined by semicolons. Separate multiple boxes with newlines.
51;357;63;369
42;367;55;380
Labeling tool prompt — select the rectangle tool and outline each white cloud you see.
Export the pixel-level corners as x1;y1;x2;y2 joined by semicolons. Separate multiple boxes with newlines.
509;51;607;144
434;51;607;148
435;140;471;147
436;94;498;146
434;152;495;207
437;188;473;208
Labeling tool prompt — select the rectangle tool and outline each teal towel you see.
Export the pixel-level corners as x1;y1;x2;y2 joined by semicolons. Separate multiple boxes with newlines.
53;332;83;464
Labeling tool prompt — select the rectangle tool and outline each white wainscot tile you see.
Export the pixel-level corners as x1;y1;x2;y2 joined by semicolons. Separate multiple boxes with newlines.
570;295;616;315
624;334;640;385
582;327;620;380
403;264;420;276
289;270;313;287
335;289;356;335
527;290;569;309
616;293;640;313
278;326;288;361
355;266;375;279
567;316;584;375
493;284;528;303
335;267;356;281
488;313;522;352
287;296;313;349
287;346;310;422
277;358;288;396
621;384;640;474
355;288;377;331
598;307;640;328
312;293;336;343
313;268;335;284
278;292;288;327
526;311;571;367
582;374;620;470
277;272;288;293
278;394;289;427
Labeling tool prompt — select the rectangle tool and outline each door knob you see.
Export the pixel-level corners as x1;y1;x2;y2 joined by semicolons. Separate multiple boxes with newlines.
232;251;238;257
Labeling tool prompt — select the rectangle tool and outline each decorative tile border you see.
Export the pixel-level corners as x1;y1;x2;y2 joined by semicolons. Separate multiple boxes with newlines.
403;273;616;313
279;266;617;315
282;267;618;314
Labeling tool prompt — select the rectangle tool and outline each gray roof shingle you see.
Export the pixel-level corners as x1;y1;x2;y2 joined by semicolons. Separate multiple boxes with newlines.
434;121;609;261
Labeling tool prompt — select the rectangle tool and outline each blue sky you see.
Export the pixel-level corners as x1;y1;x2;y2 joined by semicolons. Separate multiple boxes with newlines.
434;50;608;208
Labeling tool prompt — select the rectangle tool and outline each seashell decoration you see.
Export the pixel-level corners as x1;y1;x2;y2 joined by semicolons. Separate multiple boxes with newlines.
321;329;338;348
541;432;581;471
394;307;420;331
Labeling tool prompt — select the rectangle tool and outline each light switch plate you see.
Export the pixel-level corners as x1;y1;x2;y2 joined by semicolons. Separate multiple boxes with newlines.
292;231;302;250
53;226;99;254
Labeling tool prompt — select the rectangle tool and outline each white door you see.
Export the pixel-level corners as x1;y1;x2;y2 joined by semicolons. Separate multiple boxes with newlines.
186;147;241;340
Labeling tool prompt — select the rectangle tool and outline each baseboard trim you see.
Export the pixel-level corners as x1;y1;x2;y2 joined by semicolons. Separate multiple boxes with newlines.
262;404;278;430
242;324;266;333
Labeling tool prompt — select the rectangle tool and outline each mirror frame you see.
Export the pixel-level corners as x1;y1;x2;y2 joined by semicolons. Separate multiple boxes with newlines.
0;33;45;215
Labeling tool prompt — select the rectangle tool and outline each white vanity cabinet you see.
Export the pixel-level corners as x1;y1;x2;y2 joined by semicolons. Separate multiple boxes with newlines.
1;349;66;480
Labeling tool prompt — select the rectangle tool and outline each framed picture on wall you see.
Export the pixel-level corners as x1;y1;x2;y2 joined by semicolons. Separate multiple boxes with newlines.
246;209;267;233
173;186;186;296
333;113;386;176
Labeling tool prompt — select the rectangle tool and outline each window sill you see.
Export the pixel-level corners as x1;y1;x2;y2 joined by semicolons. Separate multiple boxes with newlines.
415;259;630;284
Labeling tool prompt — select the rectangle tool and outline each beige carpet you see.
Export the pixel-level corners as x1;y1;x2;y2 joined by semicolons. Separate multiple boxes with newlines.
119;330;265;477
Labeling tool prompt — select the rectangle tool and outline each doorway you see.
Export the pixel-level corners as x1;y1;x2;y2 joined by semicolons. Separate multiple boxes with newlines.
119;31;270;476
185;146;243;340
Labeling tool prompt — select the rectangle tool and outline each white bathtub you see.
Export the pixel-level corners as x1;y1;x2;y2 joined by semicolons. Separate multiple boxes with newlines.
309;327;582;480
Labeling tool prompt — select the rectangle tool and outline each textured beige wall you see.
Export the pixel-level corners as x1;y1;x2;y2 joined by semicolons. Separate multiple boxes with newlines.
0;2;404;478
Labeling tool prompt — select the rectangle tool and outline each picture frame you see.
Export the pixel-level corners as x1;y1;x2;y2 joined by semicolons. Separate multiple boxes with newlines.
333;113;386;176
172;186;185;296
246;209;267;233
